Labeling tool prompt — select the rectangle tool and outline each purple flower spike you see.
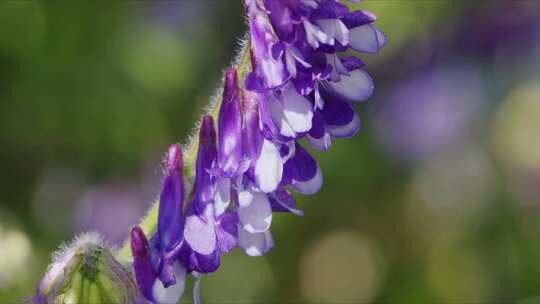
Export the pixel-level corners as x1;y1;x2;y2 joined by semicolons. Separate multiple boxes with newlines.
217;68;243;177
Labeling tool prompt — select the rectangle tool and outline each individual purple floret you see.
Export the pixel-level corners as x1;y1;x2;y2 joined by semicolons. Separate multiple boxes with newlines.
131;226;186;304
131;144;188;303
180;116;238;274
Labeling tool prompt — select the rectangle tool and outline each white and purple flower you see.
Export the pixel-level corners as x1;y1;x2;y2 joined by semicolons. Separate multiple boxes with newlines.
130;0;385;302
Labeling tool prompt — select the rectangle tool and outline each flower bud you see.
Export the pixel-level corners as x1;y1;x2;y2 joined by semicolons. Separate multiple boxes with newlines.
33;233;140;304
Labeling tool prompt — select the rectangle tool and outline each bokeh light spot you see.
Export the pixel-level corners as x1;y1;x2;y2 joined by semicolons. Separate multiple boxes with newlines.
300;231;382;303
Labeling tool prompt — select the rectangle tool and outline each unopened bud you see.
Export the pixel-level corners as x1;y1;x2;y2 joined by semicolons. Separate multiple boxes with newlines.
33;232;141;304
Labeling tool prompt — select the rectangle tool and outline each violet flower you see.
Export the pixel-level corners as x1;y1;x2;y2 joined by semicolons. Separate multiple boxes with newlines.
36;1;386;303
134;0;387;300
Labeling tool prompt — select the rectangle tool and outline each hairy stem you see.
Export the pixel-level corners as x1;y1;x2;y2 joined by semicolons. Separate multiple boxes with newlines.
116;38;252;264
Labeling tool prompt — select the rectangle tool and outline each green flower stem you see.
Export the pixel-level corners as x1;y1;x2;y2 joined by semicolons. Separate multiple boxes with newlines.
116;39;252;264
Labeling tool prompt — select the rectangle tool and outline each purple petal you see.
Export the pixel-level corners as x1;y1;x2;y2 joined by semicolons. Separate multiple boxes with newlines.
291;165;323;195
341;56;365;71
217;68;243;177
327;112;361;138
269;188;304;216
216;211;238;253
193;116;218;213
309;110;326;139
321;94;355;126
130;227;157;303
311;1;349;19
178;243;221;274
157;144;185;252
342;10;377;28
247;0;288;88
264;0;296;43
243;90;264;160
151;261;186;304
194;250;221;274
284;143;318;182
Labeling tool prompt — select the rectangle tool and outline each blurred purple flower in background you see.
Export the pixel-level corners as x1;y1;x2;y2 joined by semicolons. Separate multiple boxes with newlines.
74;183;149;245
375;65;485;162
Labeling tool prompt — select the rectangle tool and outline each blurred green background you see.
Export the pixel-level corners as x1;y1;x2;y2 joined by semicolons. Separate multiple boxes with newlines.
2;1;540;303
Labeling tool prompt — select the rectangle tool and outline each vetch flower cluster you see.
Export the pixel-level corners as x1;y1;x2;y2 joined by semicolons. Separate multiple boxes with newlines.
130;0;386;302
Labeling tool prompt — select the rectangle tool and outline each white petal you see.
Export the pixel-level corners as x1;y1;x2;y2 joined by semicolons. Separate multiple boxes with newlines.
261;58;286;88
237;225;274;257
238;191;272;233
327;112;361;138
288;45;311;68
281;141;296;163
326;53;349;82
301;0;319;9
311;83;323;111
152;261;186;304
292;165;323;195
237;186;255;208
334;19;350;46
317;19;349;46
282;84;313;133
184;206;216;255
285;48;297;78
307;133;332;151
349;24;380;53
255;139;283;193
269;95;296;137
326;69;374;102
214;177;230;216
304;20;332;48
